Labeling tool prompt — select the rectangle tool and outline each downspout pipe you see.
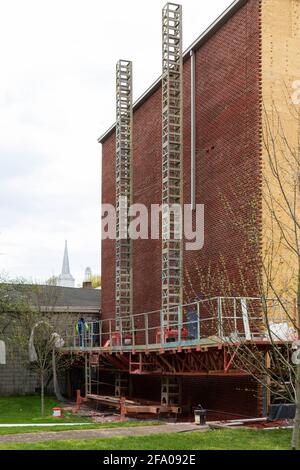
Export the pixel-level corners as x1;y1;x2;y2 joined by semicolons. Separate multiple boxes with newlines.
190;49;196;210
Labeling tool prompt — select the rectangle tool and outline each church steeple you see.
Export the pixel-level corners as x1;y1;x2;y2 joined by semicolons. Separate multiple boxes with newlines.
61;240;70;275
58;240;75;288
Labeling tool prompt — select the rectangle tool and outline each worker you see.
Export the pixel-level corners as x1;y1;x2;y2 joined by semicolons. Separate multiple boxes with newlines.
76;317;89;348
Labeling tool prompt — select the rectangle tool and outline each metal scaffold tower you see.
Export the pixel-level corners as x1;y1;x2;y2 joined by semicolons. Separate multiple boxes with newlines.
161;3;183;323
115;60;133;331
161;376;182;406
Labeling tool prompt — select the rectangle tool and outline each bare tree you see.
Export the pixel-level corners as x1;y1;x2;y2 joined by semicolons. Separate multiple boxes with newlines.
3;282;70;416
184;97;300;449
0;277;28;335
261;98;300;449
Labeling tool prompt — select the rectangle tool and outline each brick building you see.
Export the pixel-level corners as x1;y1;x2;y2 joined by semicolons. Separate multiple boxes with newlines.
96;0;299;418
0;285;100;396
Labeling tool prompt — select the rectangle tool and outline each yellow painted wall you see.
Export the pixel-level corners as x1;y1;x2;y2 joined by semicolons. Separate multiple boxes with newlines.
262;0;300;300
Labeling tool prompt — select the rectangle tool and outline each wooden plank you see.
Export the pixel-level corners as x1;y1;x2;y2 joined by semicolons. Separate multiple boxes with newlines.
87;395;181;415
125;406;160;414
86;394;138;407
126;405;181;414
160;406;181;414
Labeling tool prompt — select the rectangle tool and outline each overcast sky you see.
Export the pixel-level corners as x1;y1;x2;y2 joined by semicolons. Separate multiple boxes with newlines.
0;0;233;286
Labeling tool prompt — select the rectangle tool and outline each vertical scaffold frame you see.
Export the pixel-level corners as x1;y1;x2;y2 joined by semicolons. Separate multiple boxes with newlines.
161;3;183;324
115;60;133;331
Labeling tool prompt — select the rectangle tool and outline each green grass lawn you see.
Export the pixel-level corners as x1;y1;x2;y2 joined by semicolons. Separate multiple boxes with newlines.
0;397;294;450
0;396;88;424
0;429;293;450
0;396;160;435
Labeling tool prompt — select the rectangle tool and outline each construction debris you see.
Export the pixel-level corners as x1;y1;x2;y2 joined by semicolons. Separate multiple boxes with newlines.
87;394;180;415
208;417;293;430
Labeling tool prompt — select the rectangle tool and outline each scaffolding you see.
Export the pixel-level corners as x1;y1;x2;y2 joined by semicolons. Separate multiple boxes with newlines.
63;297;297;352
161;3;183;325
115;60;133;331
115;373;129;398
161;376;182;406
68;295;296;414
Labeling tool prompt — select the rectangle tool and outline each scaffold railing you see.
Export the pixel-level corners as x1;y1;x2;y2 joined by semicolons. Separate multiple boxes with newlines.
61;297;298;352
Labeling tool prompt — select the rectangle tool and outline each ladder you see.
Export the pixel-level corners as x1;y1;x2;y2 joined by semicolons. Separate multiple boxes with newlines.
161;376;182;406
115;60;133;334
85;353;100;396
161;3;183;327
85;355;92;396
115;373;129;398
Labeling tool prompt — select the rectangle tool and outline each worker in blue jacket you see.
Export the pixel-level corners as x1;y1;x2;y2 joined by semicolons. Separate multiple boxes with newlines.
76;317;89;348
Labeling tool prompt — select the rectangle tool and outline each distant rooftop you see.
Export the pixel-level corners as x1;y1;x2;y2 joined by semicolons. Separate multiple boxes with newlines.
47;285;100;309
0;284;101;313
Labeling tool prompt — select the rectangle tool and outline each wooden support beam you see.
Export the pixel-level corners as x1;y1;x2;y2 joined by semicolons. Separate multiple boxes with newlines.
126;406;160;414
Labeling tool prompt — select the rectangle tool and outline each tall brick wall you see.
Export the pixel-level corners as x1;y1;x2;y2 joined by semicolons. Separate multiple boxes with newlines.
183;0;262;301
132;90;163;317
102;133;116;320
102;87;163;321
101;0;262;319
261;0;300;298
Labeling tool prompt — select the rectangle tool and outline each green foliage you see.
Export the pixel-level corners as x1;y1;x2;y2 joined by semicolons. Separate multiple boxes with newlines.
46;276;59;286
0;281;31;336
91;275;101;288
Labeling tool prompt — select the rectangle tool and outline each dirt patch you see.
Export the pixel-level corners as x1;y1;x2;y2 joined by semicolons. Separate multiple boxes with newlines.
0;423;203;444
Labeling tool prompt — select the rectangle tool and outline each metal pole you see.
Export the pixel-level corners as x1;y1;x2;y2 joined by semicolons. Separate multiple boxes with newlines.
160;310;164;347
190;49;196;210
132;316;135;349
218;298;224;340
145;313;149;348
234;297;237;335
178;305;181;343
120;317;123;350
91;322;94;348
109;320;112;348
197;301;201;341
84;355;88;397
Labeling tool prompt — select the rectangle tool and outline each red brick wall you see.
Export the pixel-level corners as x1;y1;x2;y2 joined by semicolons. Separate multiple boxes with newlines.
101;0;262;320
131;375;263;419
102;133;116;320
101;88;163;322
132;90;162;317
181;376;263;419
183;0;262;301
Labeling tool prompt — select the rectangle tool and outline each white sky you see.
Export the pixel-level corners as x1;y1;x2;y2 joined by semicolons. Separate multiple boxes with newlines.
0;0;233;286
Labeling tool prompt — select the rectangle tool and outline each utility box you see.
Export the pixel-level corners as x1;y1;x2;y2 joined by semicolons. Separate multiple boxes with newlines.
194;406;207;426
269;404;295;421
52;407;62;418
123;335;132;346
